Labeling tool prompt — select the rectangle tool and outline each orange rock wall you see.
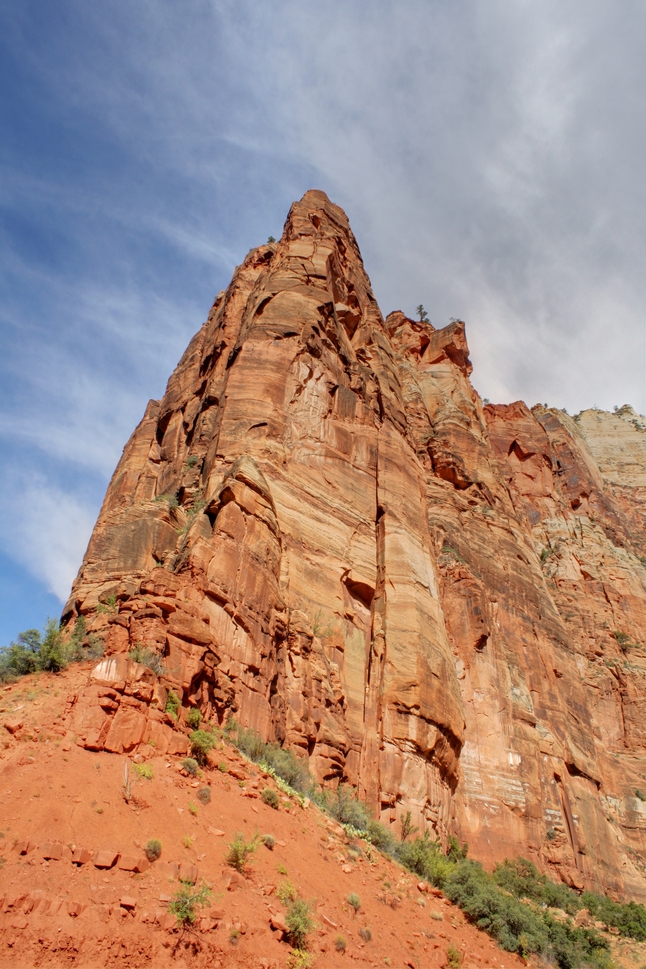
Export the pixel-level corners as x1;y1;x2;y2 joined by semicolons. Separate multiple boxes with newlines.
64;191;646;899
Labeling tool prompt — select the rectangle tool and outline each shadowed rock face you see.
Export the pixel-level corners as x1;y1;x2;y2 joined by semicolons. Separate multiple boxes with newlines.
64;190;646;898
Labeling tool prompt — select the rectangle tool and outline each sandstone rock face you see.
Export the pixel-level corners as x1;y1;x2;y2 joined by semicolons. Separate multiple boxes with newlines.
64;190;646;898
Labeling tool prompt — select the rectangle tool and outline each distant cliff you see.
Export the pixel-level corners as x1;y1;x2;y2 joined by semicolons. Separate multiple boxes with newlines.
64;190;646;899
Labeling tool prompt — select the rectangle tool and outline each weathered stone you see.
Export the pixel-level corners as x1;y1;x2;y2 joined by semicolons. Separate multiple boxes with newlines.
118;854;150;873
61;190;646;899
178;862;198;885
93;849;119;869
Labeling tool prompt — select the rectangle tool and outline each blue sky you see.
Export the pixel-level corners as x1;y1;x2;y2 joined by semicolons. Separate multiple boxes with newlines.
1;0;645;643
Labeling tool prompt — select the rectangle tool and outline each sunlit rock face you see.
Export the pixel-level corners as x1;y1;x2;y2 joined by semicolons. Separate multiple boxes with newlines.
64;190;646;898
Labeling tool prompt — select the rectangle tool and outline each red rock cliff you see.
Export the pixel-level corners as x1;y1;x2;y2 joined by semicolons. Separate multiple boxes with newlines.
64;191;646;899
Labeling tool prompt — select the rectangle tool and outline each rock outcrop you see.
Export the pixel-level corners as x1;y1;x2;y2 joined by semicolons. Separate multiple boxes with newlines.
63;190;646;899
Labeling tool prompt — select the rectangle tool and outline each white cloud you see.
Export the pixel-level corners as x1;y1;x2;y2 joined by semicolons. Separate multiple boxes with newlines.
0;475;95;602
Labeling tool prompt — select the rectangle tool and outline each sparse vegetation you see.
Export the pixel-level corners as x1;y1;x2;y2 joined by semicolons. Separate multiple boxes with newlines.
347;892;361;913
168;881;211;925
226;832;260;872
186;707;202;729
182;757;199;776
182;835;193;849
262;834;275;850
358;926;372;941
189;729;217;765
128;644;164;675
133;763;154;780
262;787;280;809
165;690;181;719
277;879;297;904
285;898;314;949
613;630;637;652
286;951;312;969
226;718;310;793
197;786;211;804
446;944;462;968
144;839;162;861
335;935;347;952
188;802;198;816
400;810;417;842
154;493;179;509
416;304;430;323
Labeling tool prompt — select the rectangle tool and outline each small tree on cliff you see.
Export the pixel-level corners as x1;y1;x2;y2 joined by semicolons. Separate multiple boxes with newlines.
416;304;430;323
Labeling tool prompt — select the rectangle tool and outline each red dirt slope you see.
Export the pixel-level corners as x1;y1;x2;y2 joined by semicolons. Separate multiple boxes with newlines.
0;663;529;968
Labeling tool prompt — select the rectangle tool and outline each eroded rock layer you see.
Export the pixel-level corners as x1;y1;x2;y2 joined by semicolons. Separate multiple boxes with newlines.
64;191;646;898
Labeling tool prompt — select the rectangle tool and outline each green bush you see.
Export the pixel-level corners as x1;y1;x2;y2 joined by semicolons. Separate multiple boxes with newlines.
365;818;398;854
190;729;217;765
347;892;361;913
493;857;579;915
168;881;211;925
226;720;311;793
397;831;454;887
262;788;280;809
582;891;646;940
318;784;370;831
262;834;275;850
335;935;346;951
145;839;162;861
133;763;154;780
226;832;260;872
285;898;314;949
128;644;164;676
186;707;202;729
182;757;199;776
165;690;181;719
196;786;211;804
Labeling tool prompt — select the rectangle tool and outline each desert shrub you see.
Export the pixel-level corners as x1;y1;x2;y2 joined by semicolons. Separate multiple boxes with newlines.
335;935;347;951
397;831;454;888
365;818;398;855
358;926;372;941
190;729;217;765
133;763;154;780
286;951;312;969
582;891;646;940
444;860;548;955
347;892;361;913
400;810;418;842
196;786;211;804
145;839;162;861
186;707;202;729
262;834;275;850
165;690;181;719
285;898;314;949
321;784;370;831
262;787;280;809
227;719;311;793
226;832;259;872
277;879;297;904
182;757;199;776
38;619;68;672
493;858;579;915
446;944;462;968
129;644;164;676
636;789;646;802
168;881;211;926
188;802;198;816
